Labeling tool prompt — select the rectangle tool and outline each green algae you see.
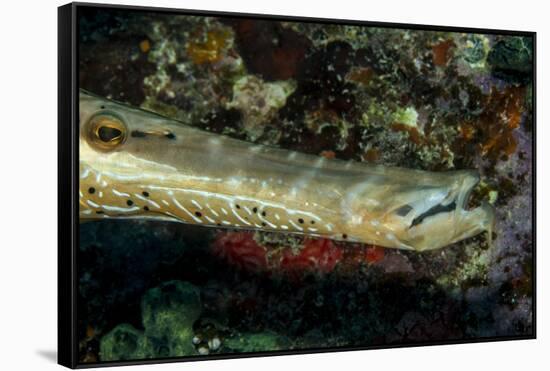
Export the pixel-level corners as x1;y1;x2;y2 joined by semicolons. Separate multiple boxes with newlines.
141;280;202;357
99;281;202;361
488;36;533;83
100;324;151;361
436;243;490;293
392;106;419;128
224;331;292;353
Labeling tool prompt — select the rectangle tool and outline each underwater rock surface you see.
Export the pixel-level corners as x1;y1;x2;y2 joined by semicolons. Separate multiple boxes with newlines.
78;8;534;363
100;280;202;360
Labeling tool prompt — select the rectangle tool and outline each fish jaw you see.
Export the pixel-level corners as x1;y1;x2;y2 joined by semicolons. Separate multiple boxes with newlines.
344;170;496;251
404;202;495;251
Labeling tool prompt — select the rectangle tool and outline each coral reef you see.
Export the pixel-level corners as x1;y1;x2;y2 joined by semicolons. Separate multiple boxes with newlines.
79;8;534;363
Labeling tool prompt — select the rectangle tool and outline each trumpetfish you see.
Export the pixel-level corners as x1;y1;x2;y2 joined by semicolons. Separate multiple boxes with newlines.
79;89;495;251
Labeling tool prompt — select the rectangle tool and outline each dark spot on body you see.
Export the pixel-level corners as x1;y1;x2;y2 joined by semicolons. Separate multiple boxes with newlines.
395;204;413;217
142;191;149;197
96;211;104;214
298;218;304;224
342;234;348;239
253;207;258;213
143;206;149;211
195;211;202;217
311;220;315;224
88;187;95;194
261;211;266;217
217;223;222;226
131;130;147;138
261;222;267;227
100;105;105;109
165;132;176;139
126;200;133;206
236;204;240;209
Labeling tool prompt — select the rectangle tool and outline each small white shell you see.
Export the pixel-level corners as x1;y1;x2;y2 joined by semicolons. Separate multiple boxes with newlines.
208;337;221;351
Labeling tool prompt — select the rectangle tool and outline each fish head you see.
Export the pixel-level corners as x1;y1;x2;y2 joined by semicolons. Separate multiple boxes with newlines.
346;170;495;251
78;90;208;220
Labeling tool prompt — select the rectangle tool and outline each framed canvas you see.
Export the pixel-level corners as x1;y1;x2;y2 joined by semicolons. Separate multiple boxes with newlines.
58;2;536;368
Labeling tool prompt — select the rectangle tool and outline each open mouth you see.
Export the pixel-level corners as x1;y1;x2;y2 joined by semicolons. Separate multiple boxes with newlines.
399;174;479;230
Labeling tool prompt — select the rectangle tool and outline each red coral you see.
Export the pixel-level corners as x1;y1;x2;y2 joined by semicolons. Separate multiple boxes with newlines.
212;232;387;277
432;39;455;67
365;246;385;264
279;238;343;274
212;232;267;273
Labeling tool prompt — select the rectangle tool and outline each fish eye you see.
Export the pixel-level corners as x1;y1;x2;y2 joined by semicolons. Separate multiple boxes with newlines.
86;112;127;151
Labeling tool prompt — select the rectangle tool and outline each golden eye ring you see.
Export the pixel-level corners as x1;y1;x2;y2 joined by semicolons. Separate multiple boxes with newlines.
85;112;127;151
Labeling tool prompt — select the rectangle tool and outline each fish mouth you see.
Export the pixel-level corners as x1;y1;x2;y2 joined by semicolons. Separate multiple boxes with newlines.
401;170;481;231
393;170;495;251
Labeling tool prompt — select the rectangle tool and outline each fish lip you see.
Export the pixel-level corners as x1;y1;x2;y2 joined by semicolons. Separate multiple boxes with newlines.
457;170;480;210
407;170;480;230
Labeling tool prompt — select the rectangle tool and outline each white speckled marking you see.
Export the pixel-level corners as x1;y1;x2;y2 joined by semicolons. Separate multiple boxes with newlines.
112;189;130;197
102;204;140;213
258;213;277;228
172;198;202;223
230;205;251;226
134;193;161;209
289;220;303;231
80;167;91;179
86;200;100;208
206;204;219;217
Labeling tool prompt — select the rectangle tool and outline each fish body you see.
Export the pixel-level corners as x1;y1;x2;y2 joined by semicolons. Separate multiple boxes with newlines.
79;90;494;251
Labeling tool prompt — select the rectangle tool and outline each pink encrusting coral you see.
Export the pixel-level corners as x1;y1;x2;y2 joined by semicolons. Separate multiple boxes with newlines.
278;238;343;274
212;232;268;273
212;232;412;279
212;232;388;277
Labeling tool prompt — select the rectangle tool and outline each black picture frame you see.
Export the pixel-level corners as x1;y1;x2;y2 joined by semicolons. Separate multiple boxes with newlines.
58;2;536;368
